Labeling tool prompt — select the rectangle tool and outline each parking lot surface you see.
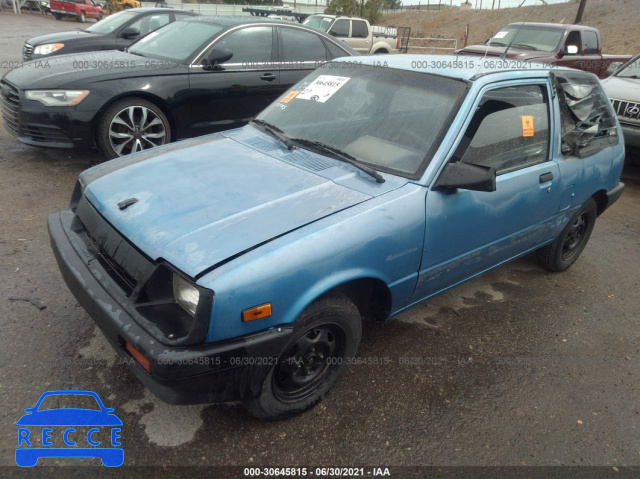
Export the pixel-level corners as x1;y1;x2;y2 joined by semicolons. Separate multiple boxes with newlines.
1;11;640;475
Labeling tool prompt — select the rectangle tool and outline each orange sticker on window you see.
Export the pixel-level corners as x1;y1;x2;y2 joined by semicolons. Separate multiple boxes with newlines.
521;115;534;137
280;91;299;104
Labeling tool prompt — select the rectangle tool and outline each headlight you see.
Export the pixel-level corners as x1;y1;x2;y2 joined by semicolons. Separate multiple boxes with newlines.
25;90;90;107
173;273;200;317
33;43;65;55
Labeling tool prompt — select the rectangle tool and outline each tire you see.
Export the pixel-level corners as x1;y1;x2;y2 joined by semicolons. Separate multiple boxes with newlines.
96;97;171;159
78;11;85;22
243;293;362;420
54;13;61;20
123;3;132;8
98;12;103;21
536;197;597;272
374;49;389;54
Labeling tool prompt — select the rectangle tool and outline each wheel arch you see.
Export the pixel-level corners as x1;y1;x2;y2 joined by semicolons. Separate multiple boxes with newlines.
93;92;178;144
278;273;393;330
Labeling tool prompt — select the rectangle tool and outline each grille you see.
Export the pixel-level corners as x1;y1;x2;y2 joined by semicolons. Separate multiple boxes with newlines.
23;43;34;59
611;98;640;123
85;229;138;295
0;80;19;134
23;125;70;143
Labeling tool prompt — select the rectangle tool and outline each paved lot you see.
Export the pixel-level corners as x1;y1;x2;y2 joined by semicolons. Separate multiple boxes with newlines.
1;10;640;475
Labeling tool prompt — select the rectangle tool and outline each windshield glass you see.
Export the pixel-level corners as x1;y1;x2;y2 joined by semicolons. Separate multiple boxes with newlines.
487;26;564;52
128;20;224;62
302;15;334;33
256;64;468;178
85;10;138;34
615;56;640;78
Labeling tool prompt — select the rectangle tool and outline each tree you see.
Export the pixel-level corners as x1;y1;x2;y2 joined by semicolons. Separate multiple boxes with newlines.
325;0;388;23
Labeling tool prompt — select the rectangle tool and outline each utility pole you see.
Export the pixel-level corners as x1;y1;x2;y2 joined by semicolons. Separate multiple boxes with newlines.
492;0;495;9
574;0;587;24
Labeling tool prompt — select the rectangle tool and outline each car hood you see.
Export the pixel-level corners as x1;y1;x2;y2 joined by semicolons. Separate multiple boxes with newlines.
3;50;182;89
457;45;550;60
81;131;400;278
602;76;640;101
27;30;99;46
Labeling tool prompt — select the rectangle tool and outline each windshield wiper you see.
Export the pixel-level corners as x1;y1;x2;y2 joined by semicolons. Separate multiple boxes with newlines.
291;138;385;184
510;43;538;51
250;119;294;150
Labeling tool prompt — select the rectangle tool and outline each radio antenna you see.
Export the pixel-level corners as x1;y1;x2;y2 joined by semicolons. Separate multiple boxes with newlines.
501;0;535;60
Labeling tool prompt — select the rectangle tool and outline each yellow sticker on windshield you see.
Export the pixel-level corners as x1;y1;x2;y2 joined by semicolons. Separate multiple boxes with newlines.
280;91;299;104
521;116;534;137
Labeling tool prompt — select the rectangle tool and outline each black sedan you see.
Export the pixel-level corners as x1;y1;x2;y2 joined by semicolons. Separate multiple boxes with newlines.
23;8;197;61
3;16;356;158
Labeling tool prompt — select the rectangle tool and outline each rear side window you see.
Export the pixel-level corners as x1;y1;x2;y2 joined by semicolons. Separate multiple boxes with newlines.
457;85;550;174
280;28;327;62
324;40;348;59
552;71;619;158
352;20;368;38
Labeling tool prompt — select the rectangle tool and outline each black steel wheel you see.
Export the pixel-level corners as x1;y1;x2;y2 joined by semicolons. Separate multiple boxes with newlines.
96;97;171;159
536;197;597;272
243;293;362;420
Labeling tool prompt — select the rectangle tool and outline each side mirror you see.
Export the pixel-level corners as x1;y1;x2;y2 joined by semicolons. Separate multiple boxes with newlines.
202;48;233;70
565;44;579;55
120;27;140;40
434;161;496;192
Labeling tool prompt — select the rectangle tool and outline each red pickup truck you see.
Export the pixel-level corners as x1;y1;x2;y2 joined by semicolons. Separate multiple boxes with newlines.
50;0;103;22
456;23;631;79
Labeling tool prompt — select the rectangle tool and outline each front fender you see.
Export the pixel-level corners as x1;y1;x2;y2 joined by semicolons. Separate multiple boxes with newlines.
198;183;427;343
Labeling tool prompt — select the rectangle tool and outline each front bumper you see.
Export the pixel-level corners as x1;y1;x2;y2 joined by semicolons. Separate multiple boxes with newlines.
48;209;292;404
1;80;96;149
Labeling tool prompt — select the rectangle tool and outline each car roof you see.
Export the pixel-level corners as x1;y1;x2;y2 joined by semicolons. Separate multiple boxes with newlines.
178;15;309;28
504;22;598;32
126;7;194;13
333;53;583;82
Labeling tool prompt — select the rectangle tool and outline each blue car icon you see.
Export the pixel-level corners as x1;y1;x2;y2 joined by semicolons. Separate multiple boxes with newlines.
16;390;123;467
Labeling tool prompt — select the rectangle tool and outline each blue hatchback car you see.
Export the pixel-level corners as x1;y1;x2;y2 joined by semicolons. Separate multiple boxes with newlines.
48;55;625;420
16;390;123;467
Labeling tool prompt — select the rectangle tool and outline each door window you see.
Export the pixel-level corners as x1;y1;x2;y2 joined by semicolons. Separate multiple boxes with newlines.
330;20;350;37
281;28;327;62
214;26;274;65
127;13;170;37
456;84;550;174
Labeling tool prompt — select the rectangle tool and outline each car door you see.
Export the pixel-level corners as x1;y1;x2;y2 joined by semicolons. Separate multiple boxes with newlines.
277;26;337;90
555;30;595;74
411;81;563;302
186;25;281;138
349;20;370;53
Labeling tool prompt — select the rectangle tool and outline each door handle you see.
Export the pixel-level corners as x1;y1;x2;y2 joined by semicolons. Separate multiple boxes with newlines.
260;73;277;82
539;172;553;183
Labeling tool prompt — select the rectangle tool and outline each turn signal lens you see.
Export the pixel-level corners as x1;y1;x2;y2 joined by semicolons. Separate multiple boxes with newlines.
126;343;151;374
242;303;272;322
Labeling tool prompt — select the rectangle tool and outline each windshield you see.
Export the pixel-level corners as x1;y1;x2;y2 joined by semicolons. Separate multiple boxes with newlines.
302;15;334;33
256;64;468;179
487;26;564;53
128;20;224;62
615;55;640;78
85;10;138;34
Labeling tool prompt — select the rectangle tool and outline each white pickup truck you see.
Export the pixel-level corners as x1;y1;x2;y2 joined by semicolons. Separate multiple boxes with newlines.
302;14;410;54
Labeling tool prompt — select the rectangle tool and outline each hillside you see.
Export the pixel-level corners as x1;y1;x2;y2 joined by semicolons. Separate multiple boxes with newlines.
381;0;640;55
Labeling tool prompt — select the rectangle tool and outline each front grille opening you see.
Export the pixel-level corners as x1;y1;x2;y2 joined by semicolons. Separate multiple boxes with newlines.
83;230;138;296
